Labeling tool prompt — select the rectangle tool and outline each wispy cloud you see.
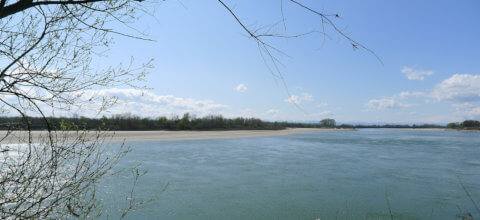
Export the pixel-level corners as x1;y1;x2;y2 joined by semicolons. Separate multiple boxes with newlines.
317;102;328;107
452;102;480;119
65;88;229;118
284;93;314;104
312;110;332;117
364;73;480;121
266;109;280;114
301;93;314;101
397;91;426;99
401;67;434;81
365;97;414;110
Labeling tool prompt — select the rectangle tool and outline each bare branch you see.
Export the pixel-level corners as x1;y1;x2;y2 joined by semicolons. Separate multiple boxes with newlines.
289;0;383;65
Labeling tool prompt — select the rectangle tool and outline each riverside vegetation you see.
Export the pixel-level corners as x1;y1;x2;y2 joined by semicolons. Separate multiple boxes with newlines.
1;114;477;131
447;120;480;131
0;114;337;131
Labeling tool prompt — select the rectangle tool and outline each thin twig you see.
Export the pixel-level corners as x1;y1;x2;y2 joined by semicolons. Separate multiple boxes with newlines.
458;176;480;215
385;189;393;220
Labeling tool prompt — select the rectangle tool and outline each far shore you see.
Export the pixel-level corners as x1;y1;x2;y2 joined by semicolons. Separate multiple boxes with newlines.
375;128;480;132
0;128;352;143
374;128;448;131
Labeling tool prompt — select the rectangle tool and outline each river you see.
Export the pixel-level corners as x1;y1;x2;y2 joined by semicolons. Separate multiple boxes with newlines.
98;129;480;219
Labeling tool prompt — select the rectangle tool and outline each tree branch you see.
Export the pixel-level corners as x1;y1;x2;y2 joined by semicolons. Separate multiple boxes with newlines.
0;0;145;19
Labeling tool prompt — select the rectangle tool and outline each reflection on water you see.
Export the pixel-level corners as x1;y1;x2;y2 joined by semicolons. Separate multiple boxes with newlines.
98;129;480;219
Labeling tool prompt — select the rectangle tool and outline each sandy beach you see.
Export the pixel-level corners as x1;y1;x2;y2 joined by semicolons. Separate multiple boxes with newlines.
0;128;350;143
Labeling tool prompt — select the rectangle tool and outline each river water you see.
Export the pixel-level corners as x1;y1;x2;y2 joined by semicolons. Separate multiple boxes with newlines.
98;129;480;219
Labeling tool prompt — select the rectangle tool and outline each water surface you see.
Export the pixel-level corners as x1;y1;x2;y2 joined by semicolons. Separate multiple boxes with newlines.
99;129;480;219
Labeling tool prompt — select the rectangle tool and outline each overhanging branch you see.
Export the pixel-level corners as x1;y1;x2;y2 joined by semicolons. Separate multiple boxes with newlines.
0;0;144;19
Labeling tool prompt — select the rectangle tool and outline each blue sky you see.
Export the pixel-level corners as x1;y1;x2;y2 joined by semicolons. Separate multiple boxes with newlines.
89;0;480;124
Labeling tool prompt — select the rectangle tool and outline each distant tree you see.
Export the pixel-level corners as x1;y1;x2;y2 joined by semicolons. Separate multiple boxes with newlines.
337;123;354;129
446;122;459;129
320;118;336;128
461;120;480;128
177;113;191;130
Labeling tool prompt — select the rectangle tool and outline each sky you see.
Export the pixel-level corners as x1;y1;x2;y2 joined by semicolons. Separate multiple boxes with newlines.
84;0;480;124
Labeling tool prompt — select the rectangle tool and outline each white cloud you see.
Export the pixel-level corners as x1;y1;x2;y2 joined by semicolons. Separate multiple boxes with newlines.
365;74;480;111
284;93;314;104
431;74;480;102
71;88;228;117
362;73;480;122
401;67;434;81
284;95;301;104
365;97;413;110
235;83;247;92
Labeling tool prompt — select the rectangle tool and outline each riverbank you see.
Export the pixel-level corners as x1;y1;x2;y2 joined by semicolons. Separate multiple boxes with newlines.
378;128;448;131
0;128;352;143
378;128;480;132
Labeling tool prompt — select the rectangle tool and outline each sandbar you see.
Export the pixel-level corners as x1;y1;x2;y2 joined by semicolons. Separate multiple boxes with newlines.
0;128;350;143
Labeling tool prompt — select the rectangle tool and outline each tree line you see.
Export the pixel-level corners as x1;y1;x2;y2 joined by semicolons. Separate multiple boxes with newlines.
3;114;476;131
351;124;445;129
0;114;338;131
340;120;479;130
447;120;480;130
